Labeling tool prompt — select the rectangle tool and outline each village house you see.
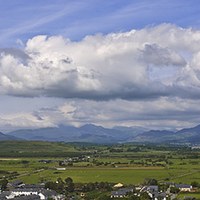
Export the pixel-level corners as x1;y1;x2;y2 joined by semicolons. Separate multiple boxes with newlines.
2;180;60;200
7;180;24;190
155;193;167;200
139;185;158;198
23;184;44;189
111;188;134;198
0;188;59;200
176;184;192;192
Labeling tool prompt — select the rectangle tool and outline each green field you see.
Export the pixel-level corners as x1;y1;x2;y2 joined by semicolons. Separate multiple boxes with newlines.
1;141;200;186
177;193;200;199
18;168;169;185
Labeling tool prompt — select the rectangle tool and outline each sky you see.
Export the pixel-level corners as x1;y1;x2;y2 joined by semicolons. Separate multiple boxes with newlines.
1;0;200;133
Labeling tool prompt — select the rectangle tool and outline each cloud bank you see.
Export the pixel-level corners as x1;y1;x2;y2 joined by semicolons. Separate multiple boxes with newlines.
2;24;200;101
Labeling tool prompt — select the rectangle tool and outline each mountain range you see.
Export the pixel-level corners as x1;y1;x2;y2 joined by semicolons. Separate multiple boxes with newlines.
1;123;200;144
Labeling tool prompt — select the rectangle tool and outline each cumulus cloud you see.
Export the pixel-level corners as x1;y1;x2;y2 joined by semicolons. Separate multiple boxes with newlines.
1;23;200;100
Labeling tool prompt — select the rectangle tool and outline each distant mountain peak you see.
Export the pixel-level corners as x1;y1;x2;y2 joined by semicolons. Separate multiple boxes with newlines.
5;123;200;144
80;124;102;128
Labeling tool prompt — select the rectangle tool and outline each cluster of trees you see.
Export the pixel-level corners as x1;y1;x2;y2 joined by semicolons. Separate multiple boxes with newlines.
191;181;200;188
170;187;180;194
130;159;167;167
143;178;158;186
77;181;112;192
91;159;112;166
109;148;124;153
45;177;113;194
45;177;74;193
127;147;140;152
0;179;8;190
0;151;86;158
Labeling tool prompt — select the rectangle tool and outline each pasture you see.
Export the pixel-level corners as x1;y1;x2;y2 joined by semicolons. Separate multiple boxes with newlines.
1;141;200;186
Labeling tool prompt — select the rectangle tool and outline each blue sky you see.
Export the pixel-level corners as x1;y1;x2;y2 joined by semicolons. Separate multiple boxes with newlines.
1;0;200;132
1;0;200;46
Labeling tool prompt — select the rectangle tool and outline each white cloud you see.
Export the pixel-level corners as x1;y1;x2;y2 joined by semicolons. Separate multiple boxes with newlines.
2;23;200;103
1;24;198;101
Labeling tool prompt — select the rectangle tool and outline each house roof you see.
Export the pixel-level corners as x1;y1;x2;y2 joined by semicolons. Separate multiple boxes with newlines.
40;189;57;197
0;191;11;199
176;184;192;188
11;188;39;192
119;188;133;192
12;194;40;200
111;191;127;196
111;188;133;196
140;185;158;193
8;180;23;186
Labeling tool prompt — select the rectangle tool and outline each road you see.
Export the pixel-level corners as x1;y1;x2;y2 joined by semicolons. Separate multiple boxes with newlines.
16;168;44;178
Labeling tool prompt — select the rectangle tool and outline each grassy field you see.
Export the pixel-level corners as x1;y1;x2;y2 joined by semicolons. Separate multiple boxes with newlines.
17;167;169;185
1;141;200;186
177;192;200;199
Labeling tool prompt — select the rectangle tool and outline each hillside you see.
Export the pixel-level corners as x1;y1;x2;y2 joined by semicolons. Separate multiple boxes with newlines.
7;124;139;143
3;123;200;144
0;132;22;141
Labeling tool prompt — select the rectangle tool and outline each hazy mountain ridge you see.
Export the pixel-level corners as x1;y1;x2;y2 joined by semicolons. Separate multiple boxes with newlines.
3;123;200;144
0;132;22;141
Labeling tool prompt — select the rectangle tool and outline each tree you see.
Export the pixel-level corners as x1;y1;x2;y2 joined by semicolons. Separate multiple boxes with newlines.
170;187;180;194
56;182;64;193
140;192;150;200
144;178;157;186
65;177;73;184
157;195;164;200
57;177;63;184
59;161;63;166
87;182;95;191
65;177;74;192
68;182;74;192
191;181;199;188
0;179;8;190
45;181;57;191
128;195;139;200
67;162;73;166
98;193;111;200
99;182;105;189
